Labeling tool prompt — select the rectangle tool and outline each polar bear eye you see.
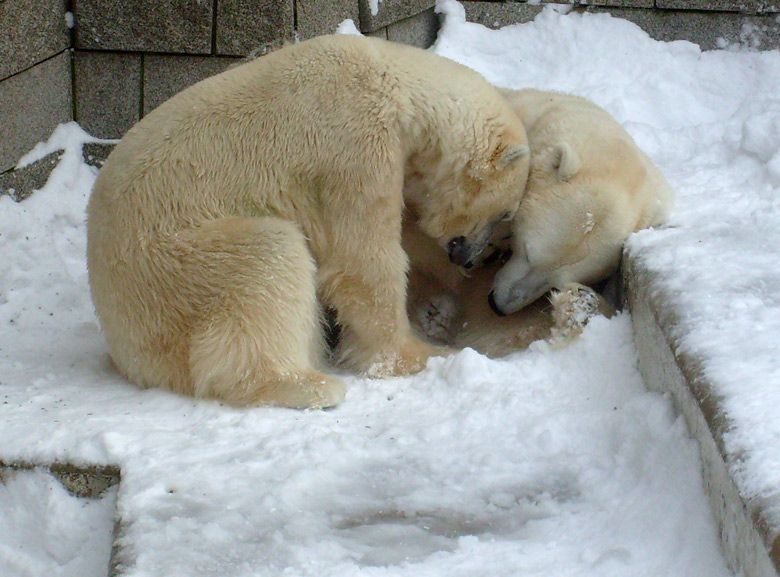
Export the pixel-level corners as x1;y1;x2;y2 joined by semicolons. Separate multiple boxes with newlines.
499;211;513;222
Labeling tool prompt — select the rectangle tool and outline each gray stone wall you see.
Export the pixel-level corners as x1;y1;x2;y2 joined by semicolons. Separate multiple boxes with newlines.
2;0;780;175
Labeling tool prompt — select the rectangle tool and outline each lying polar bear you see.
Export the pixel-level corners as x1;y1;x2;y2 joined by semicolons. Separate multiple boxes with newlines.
406;88;674;356
488;88;675;316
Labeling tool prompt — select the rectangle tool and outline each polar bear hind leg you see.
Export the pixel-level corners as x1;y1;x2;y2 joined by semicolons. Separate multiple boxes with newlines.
178;216;346;409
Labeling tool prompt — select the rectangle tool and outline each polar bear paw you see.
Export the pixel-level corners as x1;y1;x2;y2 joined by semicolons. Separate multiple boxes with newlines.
548;283;602;346
415;293;458;344
365;338;454;378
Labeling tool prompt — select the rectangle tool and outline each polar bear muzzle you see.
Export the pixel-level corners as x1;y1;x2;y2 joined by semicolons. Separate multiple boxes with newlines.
446;236;472;268
489;256;552;316
446;218;502;269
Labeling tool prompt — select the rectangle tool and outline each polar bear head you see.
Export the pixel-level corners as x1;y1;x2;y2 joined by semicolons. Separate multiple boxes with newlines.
488;141;670;316
405;131;531;270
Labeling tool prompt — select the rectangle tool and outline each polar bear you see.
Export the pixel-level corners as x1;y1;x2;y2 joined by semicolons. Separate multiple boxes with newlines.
488;88;674;316
406;88;673;355
86;35;531;409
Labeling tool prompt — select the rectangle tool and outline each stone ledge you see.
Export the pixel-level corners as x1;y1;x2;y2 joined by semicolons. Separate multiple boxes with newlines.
657;0;780;14
586;6;780;51
623;250;780;577
0;142;115;202
0;239;774;577
462;1;544;30
1;460;123;576
0;460;120;498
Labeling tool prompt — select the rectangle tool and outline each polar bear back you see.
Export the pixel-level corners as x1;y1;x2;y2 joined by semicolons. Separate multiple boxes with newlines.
504;88;674;230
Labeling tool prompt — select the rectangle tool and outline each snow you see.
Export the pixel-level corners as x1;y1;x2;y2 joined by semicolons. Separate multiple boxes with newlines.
0;469;116;577
3;1;780;574
335;19;363;36
368;0;383;17
432;0;780;503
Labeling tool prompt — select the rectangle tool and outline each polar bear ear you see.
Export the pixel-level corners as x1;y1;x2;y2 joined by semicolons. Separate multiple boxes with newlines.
552;142;580;181
496;144;530;170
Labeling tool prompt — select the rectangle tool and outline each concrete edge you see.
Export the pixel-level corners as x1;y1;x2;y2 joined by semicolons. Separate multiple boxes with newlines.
0;460;126;576
622;249;780;577
0;459;120;498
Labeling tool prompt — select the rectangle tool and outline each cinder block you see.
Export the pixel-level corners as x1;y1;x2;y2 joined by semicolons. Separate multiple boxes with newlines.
461;1;544;30
74;0;213;54
589;0;653;6
0;52;72;173
537;0;653;6
596;0;653;6
598;7;780;51
387;8;439;48
0;151;62;201
216;0;294;56
74;52;141;140
143;55;237;115
359;0;435;33
657;0;780;13
0;0;69;81
297;0;359;39
82;142;116;170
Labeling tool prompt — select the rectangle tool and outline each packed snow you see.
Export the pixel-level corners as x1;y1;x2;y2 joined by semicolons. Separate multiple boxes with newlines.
3;1;780;575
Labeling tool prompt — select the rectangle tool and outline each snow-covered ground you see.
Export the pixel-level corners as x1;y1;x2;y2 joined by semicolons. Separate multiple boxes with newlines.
2;2;779;575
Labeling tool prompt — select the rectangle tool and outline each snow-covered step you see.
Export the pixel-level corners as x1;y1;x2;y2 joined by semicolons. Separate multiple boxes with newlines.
624;252;780;577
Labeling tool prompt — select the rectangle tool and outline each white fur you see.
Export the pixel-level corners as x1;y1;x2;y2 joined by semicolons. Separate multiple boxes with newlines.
87;35;530;408
490;88;674;315
405;88;672;355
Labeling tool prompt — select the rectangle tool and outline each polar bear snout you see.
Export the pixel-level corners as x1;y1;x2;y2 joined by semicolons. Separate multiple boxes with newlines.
447;219;504;269
490;257;551;316
487;291;506;317
447;236;474;268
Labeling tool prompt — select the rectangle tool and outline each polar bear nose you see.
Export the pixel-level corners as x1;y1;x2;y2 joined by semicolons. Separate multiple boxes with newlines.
488;291;506;317
447;236;474;269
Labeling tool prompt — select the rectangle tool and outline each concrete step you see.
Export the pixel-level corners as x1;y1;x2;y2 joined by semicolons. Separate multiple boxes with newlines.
623;250;780;577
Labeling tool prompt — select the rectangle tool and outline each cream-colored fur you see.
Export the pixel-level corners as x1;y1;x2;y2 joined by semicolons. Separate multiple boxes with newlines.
87;35;531;409
489;88;674;315
405;88;673;355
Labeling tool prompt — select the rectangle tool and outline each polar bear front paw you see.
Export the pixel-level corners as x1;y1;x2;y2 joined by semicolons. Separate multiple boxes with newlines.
415;293;458;344
548;283;602;346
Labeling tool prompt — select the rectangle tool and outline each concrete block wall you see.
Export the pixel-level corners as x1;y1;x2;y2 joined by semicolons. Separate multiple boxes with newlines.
2;0;780;175
0;0;440;175
462;0;780;50
0;0;71;173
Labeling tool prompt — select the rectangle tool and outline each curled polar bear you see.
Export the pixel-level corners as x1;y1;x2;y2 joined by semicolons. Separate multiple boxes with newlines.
87;35;530;408
489;88;674;316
